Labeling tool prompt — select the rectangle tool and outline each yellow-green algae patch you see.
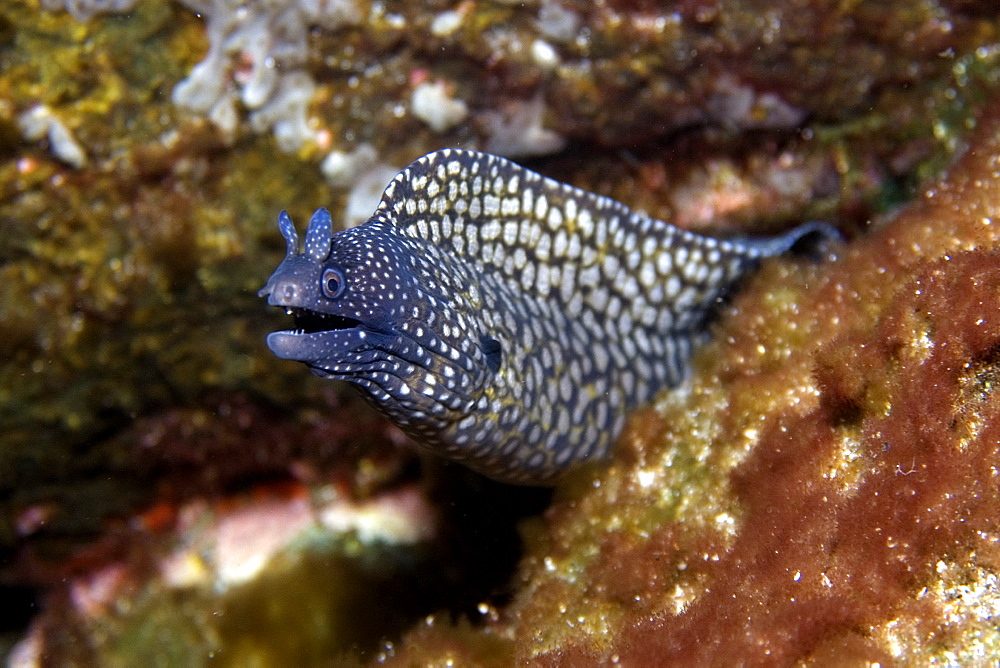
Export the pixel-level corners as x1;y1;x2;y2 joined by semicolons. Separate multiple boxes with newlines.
0;0;341;549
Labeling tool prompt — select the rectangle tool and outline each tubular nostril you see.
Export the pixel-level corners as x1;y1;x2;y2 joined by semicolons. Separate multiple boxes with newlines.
266;281;299;306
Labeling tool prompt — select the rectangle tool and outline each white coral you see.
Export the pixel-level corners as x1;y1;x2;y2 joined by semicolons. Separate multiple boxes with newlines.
40;0;138;22
44;0;363;151
18;105;88;168
482;94;566;158
410;80;469;133
170;0;362;150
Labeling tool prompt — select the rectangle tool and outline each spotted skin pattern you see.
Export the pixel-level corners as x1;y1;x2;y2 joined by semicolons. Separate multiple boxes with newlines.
260;149;830;484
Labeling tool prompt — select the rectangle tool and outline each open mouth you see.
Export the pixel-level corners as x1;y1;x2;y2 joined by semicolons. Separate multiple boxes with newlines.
288;307;361;334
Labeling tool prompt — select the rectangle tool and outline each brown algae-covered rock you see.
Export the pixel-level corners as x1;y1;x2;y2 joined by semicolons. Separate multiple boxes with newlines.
384;94;1000;666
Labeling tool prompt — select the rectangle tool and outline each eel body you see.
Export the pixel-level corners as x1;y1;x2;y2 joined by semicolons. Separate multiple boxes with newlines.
259;149;830;484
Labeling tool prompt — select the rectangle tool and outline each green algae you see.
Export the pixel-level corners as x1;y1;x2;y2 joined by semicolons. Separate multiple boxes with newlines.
34;530;443;665
0;1;343;559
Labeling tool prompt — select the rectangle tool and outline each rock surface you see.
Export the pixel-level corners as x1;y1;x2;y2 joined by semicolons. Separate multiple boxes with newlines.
3;0;1000;663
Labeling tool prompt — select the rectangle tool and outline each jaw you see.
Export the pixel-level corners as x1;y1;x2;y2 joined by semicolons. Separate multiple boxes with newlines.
265;306;396;363
266;328;376;362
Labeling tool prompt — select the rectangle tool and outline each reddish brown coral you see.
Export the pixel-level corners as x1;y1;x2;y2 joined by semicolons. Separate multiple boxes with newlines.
585;251;1000;665
510;100;1000;665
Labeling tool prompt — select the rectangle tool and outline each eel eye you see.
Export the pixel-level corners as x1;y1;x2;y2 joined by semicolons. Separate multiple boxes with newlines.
321;267;346;299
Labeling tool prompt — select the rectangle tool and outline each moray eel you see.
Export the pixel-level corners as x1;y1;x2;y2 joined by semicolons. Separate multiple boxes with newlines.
260;149;832;484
